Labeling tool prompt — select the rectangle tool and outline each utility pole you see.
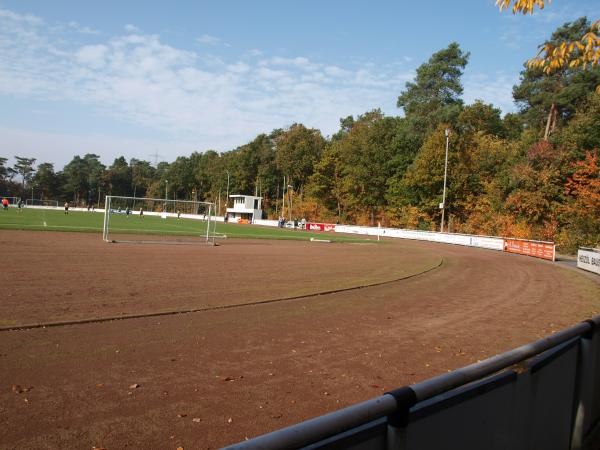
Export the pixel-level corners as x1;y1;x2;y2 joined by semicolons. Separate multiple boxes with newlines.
288;185;293;222
440;129;450;233
226;170;230;211
165;179;168;211
282;176;286;219
149;149;163;167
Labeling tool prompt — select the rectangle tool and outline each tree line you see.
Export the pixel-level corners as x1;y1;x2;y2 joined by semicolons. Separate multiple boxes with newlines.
2;18;599;252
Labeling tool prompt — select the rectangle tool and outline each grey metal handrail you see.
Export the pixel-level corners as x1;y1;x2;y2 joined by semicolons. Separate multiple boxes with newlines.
224;316;599;449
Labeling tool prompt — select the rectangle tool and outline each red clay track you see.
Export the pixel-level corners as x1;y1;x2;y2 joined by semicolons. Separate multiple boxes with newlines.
0;230;598;449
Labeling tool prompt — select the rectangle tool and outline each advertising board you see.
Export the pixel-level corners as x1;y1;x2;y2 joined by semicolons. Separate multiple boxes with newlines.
503;238;555;261
577;248;600;275
307;223;336;232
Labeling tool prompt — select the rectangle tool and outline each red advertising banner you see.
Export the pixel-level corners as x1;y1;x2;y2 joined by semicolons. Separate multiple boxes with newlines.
503;239;555;261
307;223;336;232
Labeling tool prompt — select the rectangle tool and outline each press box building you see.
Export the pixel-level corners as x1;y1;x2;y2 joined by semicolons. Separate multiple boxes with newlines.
225;195;263;223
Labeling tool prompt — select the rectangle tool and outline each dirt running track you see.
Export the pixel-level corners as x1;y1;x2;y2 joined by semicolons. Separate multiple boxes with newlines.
0;230;599;449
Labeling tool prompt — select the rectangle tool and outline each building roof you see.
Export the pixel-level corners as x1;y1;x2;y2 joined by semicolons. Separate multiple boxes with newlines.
229;194;262;199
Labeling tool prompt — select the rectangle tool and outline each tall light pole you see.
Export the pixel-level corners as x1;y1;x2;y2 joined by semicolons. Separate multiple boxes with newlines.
287;185;293;222
225;170;230;211
440;129;450;233
165;179;168;211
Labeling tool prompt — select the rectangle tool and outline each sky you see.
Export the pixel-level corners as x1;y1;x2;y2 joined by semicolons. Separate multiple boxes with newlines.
1;0;599;169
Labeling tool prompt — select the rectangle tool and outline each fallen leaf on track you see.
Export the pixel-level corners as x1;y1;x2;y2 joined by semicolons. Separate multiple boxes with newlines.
12;385;33;394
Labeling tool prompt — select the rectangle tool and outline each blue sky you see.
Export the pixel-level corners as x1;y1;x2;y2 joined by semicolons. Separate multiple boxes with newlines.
1;1;599;168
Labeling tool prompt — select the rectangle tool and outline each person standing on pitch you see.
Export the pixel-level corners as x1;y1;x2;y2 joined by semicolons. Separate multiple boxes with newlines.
64;201;69;214
2;198;9;211
139;207;144;218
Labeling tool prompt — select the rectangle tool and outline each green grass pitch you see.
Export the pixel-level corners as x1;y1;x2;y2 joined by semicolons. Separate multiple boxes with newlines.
0;207;371;243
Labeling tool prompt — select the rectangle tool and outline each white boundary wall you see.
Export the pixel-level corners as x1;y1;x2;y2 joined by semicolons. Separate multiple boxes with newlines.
17;206;561;258
578;247;600;275
334;225;504;251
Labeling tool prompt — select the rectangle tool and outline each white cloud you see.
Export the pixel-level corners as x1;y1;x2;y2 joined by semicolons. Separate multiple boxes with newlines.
324;65;350;77
196;34;222;45
227;62;250;74
0;8;42;25
247;49;263;57
463;72;519;115
68;21;99;35
75;44;108;69
124;24;140;33
5;7;521;164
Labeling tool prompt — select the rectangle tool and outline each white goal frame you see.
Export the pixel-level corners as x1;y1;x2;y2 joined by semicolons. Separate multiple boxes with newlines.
103;195;216;245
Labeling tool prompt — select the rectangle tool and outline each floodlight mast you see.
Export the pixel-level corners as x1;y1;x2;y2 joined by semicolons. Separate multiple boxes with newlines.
440;129;450;233
165;179;168;211
287;185;293;222
226;170;230;211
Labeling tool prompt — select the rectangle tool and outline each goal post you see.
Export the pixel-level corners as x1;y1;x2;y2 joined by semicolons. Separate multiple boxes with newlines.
103;195;216;245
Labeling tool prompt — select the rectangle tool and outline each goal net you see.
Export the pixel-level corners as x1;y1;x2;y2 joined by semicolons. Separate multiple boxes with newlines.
3;196;21;205
25;199;59;207
103;195;216;245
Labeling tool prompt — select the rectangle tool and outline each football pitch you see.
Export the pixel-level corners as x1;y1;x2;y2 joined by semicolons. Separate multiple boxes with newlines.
0;207;369;243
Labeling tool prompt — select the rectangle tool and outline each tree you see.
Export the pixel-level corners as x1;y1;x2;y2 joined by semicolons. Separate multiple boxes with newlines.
554;92;600;162
130;158;155;198
105;157;131;196
341;112;402;225
194;150;222;202
392;126;458;225
229;134;278;196
0;157;17;195
163;156;196;199
62;154;106;204
307;141;348;222
32;163;59;200
559;151;600;250
457;100;505;137
0;157;8;181
397;42;470;143
13;156;36;188
275;124;325;189
512;18;600;138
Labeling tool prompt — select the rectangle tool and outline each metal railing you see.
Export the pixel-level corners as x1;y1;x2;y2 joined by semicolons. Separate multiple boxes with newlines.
226;315;600;449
